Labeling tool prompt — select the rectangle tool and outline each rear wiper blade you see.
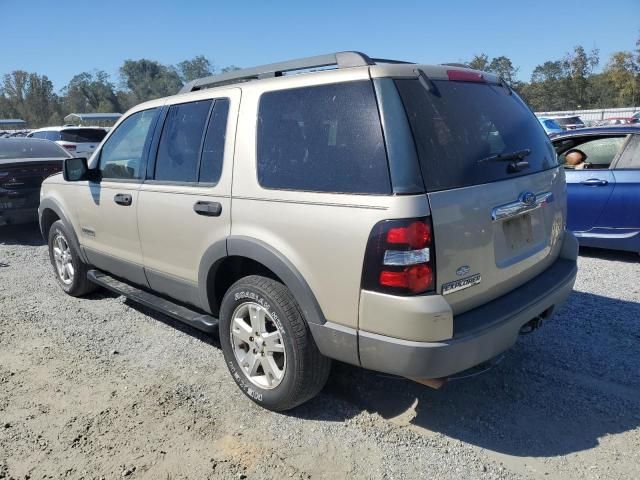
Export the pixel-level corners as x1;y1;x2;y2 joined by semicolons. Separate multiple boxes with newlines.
477;148;531;164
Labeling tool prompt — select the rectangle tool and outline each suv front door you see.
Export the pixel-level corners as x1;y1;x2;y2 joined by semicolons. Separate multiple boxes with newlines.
75;107;160;286
137;90;239;309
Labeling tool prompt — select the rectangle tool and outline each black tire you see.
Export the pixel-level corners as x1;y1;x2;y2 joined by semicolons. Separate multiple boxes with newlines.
47;220;97;297
219;275;331;411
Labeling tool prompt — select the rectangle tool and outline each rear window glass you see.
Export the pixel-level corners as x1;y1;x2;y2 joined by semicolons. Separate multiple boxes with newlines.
257;81;390;194
61;128;107;143
554;117;584;127
395;79;557;192
0;139;69;159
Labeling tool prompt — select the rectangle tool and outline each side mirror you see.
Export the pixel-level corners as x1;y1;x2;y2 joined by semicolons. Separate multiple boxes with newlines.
63;157;100;182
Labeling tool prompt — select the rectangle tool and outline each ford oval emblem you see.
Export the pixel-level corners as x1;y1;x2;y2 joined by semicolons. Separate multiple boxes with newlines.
456;265;470;277
520;191;536;206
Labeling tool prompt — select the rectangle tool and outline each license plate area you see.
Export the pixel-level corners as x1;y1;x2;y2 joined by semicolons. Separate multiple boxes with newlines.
503;213;534;251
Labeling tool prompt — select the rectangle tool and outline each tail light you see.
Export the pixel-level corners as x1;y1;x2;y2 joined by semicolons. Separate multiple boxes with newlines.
61;144;76;151
362;217;436;295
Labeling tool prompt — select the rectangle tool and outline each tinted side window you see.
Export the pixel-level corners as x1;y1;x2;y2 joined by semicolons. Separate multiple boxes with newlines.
100;108;158;180
199;99;230;184
615;135;640;169
154;100;212;182
45;131;61;141
257;81;390;194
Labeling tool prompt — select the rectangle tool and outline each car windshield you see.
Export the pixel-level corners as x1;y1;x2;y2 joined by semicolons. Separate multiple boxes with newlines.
0;139;70;159
544;119;561;130
395;78;557;191
61;128;107;143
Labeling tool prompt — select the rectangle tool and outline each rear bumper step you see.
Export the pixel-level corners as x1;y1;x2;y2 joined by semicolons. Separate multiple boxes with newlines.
87;269;218;334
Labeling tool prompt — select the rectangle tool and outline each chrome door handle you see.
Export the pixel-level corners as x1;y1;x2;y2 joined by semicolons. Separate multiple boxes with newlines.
580;179;608;186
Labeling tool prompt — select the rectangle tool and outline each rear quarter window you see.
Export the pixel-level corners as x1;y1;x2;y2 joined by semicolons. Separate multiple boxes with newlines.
395;79;557;191
257;81;391;194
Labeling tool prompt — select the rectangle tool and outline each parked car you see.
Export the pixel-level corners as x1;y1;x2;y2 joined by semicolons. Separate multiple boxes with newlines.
0;138;70;226
593;117;633;127
538;116;564;135
551;115;586;130
27;126;107;158
630;112;640;124
552;125;640;253
39;52;578;411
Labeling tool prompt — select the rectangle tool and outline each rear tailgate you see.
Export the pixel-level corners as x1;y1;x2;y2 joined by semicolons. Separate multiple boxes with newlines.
428;169;565;314
0;159;63;209
396;72;565;315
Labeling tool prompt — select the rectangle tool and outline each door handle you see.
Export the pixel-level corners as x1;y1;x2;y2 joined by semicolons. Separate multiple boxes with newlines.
580;178;608;186
193;201;222;217
114;193;132;206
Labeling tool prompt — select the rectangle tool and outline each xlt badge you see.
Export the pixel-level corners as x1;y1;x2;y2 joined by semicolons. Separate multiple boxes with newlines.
442;273;482;295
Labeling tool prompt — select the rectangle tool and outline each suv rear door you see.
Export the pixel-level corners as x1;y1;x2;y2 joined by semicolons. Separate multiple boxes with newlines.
137;89;239;308
396;74;565;315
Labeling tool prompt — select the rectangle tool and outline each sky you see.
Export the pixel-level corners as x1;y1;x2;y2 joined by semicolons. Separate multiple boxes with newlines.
1;0;638;92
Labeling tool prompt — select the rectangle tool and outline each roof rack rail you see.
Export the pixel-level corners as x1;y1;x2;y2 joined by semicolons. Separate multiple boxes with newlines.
179;51;375;94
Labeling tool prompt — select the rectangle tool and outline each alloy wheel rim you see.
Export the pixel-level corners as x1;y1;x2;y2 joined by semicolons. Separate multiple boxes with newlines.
52;233;74;285
230;302;286;390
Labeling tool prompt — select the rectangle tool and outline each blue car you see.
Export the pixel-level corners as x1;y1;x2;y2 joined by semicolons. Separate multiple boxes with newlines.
551;125;640;253
538;116;564;135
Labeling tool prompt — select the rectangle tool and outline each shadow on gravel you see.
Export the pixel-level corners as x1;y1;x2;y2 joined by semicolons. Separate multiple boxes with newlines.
294;290;640;459
579;246;639;263
0;223;45;247
123;298;220;348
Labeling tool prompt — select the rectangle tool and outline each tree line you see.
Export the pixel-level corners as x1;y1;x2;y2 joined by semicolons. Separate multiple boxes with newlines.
1;39;639;129
0;56;238;128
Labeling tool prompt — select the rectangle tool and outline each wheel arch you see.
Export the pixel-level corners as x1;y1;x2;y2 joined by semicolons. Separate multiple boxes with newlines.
198;236;327;327
38;197;88;263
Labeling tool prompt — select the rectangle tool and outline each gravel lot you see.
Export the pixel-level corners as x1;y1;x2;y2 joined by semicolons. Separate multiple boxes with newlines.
1;223;639;480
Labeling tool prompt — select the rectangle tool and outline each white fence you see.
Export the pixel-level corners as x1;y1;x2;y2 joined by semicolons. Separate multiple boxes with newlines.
536;107;640;123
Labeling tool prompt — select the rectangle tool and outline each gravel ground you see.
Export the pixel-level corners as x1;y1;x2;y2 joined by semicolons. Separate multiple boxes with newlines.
1;223;639;480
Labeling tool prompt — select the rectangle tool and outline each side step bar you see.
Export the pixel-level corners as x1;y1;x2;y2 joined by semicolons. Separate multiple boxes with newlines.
87;269;218;334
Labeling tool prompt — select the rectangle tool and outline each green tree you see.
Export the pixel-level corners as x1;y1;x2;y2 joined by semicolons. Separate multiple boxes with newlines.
177;55;213;82
62;71;121;114
120;59;183;104
603;51;638;106
0;71;61;127
467;54;490;71
488;56;519;85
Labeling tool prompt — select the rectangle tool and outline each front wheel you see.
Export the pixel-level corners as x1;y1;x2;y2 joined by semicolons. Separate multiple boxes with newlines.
219;275;331;411
47;220;97;297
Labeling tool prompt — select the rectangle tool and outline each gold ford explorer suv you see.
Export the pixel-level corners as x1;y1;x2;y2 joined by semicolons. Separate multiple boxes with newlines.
39;52;578;411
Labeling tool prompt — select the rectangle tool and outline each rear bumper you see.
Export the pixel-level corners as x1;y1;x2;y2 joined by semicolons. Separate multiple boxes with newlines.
358;233;578;379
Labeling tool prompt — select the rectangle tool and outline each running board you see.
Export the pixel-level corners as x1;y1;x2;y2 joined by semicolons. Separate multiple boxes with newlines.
87;269;218;334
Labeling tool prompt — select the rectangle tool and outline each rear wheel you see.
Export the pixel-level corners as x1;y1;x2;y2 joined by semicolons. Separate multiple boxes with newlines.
219;275;331;411
47;220;96;297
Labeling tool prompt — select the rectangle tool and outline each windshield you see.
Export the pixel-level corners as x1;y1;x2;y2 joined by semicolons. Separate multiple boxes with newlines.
61;128;107;143
0;139;70;159
395;79;557;191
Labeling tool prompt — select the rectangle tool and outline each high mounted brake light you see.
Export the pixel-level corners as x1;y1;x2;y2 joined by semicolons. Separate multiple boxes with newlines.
362;217;436;295
446;70;486;83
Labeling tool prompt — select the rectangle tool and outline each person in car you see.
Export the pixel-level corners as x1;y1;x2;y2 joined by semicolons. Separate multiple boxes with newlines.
564;149;588;169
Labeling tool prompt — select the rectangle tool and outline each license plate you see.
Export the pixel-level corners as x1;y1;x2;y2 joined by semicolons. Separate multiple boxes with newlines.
503;214;533;250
